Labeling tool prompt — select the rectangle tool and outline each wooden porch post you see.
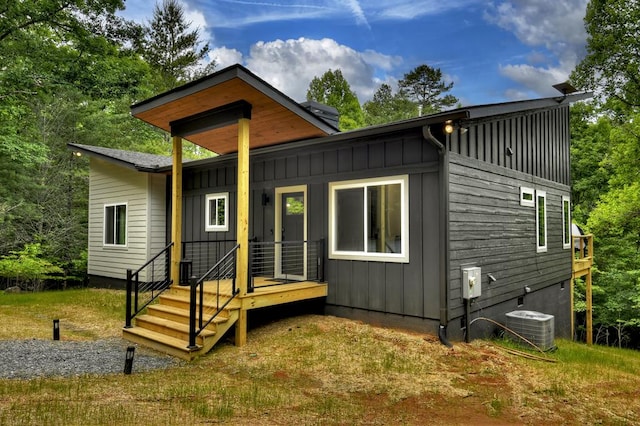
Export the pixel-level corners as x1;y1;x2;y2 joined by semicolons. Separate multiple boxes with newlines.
586;269;593;345
170;136;183;287
235;117;250;346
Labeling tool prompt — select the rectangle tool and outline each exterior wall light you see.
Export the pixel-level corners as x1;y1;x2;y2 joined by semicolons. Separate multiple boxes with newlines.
443;120;455;134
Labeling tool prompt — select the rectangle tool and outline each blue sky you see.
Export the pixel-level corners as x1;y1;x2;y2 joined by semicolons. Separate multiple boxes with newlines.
119;0;589;106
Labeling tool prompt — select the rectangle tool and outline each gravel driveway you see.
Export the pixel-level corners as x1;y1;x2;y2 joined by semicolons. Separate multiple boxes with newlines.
0;338;182;379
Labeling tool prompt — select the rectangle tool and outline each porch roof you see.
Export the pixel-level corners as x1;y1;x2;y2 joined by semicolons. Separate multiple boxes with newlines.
130;64;339;155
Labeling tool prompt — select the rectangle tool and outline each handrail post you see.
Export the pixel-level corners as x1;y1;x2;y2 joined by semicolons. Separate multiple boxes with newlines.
188;276;198;349
318;238;325;282
167;243;172;286
247;243;253;293
125;269;133;328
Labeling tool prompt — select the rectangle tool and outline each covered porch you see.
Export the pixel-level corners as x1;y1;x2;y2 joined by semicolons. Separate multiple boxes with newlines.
122;65;336;359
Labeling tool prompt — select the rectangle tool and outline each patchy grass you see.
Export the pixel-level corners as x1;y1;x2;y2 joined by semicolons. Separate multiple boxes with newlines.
1;288;640;425
0;288;123;340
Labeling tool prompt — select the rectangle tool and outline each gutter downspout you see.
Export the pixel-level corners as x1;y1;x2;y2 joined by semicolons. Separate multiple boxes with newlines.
423;125;452;348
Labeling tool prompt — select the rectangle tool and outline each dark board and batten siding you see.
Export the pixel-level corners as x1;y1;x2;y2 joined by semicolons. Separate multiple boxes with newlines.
447;153;572;321
449;105;571;185
180;128;443;321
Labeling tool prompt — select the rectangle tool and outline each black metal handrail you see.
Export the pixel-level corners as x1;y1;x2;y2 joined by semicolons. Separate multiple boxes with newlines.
182;240;238;279
248;239;325;292
125;242;173;328
188;244;240;348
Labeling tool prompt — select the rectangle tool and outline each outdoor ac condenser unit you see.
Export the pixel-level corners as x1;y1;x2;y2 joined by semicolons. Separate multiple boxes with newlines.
505;310;555;351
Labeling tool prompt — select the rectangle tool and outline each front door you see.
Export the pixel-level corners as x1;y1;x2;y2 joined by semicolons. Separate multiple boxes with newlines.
275;185;307;280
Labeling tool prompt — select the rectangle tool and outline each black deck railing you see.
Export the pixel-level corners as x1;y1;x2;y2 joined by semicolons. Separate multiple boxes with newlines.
125;242;173;328
182;240;238;279
248;239;325;292
188;244;240;349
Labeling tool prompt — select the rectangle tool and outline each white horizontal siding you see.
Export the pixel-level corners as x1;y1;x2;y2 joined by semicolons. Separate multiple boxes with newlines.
88;159;166;280
148;173;167;257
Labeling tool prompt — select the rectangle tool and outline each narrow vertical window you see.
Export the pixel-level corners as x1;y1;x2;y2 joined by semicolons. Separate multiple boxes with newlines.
562;196;571;249
536;190;547;253
104;203;127;246
205;193;229;232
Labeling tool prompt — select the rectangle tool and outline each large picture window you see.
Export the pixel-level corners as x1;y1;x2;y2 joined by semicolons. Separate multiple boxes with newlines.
205;193;228;232
329;175;409;263
104;203;127;246
536;190;547;253
562;196;571;249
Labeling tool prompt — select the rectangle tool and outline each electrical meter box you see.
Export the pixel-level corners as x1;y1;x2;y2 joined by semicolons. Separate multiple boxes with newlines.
462;266;482;299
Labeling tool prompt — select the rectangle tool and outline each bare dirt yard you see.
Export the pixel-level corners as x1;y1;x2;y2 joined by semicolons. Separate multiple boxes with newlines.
1;289;639;425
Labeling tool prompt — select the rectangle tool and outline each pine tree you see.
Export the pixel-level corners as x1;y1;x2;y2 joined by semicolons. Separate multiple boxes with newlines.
142;0;211;90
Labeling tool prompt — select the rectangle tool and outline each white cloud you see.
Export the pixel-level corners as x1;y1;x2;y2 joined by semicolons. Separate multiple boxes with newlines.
499;58;576;98
372;0;477;20
243;38;401;102
484;0;588;98
209;47;244;68
345;0;369;27
190;0;479;28
485;0;587;55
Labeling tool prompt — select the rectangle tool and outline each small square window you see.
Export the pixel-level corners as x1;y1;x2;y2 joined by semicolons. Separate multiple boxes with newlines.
205;193;229;232
520;187;534;207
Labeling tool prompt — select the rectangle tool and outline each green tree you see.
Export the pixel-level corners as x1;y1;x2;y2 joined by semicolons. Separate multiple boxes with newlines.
398;64;458;114
574;108;640;347
363;83;417;126
572;0;640;107
306;69;364;131
141;0;212;91
0;0;164;283
0;0;126;44
569;103;613;225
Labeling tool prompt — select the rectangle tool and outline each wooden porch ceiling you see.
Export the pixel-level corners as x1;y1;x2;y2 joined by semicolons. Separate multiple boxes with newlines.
130;64;338;155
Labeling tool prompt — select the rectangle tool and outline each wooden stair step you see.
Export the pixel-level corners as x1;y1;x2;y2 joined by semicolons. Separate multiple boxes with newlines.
123;327;200;361
159;293;232;310
148;303;231;322
135;314;217;343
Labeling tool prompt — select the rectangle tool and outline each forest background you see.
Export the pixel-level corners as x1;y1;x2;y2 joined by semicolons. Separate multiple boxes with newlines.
0;0;638;348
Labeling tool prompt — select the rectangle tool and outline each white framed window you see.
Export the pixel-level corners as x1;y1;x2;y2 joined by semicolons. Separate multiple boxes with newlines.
329;175;409;263
205;193;228;232
520;186;534;207
562;196;571;249
536;190;547;253
104;203;127;246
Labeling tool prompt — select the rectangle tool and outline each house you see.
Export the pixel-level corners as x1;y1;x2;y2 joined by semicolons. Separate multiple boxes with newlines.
70;64;590;359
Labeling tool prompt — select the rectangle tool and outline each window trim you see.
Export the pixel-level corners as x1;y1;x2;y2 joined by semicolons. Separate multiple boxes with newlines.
103;202;127;247
205;193;229;232
562;196;571;249
520;186;535;207
536;190;547;253
328;175;409;263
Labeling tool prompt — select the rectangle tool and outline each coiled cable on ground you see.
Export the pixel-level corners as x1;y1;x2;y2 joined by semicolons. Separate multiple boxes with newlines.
469;316;558;363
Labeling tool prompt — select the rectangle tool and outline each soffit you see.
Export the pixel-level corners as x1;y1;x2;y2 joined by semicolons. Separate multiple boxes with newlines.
131;65;336;155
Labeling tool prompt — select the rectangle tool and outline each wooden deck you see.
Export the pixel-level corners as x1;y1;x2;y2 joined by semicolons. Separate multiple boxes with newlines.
572;234;593;278
123;278;327;360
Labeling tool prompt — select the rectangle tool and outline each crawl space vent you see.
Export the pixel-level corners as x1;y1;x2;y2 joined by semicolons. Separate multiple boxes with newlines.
505;310;555;351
